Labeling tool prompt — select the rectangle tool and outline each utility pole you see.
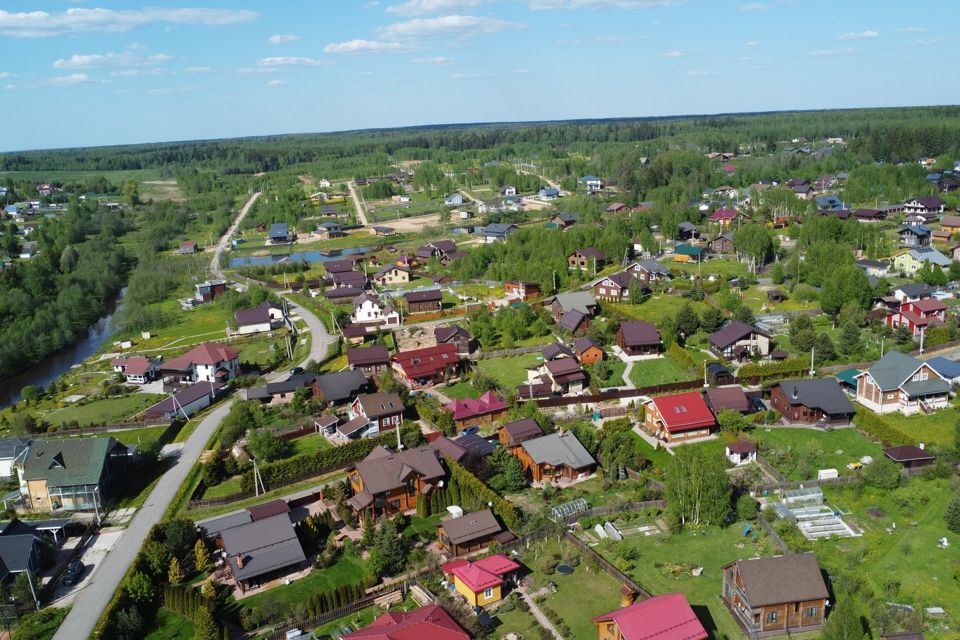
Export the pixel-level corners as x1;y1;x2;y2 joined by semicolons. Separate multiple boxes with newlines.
809;346;815;378
919;325;925;354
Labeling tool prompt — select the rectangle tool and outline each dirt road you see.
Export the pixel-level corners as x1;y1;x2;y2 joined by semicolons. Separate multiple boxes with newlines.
347;180;369;226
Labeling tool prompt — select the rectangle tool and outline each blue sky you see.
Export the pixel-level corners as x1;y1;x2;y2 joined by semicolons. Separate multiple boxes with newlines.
0;1;957;151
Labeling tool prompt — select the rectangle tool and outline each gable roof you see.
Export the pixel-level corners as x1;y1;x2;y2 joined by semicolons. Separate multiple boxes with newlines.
312;370;369;403
500;418;543;443
773;379;855;415
221;513;306;582
268;223;289;238
443;391;507;421
558;309;588;332
520;431;595;469
347;345;391;367
355;392;405;418
19;437;126;488
924;356;960;380
572;247;606;261
650;392;715;431
553;291;597;315
343;604;469;640
437;509;504;545
162;342;240;371
435;325;472;344
234;301;281;327
705;386;751;413
708;321;768;350
618;320;661;347
634;259;671;275
592;593;708;640
573;336;603;355
541;343;574;361
353;445;445;495
404;289;442;304
860;350;939;391
392;343;459;378
726;554;828;607
324;259;356;273
0;438;30;461
110;356;153;376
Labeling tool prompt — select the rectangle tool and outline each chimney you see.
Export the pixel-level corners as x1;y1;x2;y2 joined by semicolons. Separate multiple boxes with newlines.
236;555;244;568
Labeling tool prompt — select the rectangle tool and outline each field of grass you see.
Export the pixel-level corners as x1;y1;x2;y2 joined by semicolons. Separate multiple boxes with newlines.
749;427;884;481
491;602;545;639
632;431;675;469
289;432;333;456
237;338;283;366
476;352;542;389
238;553;369;612
603;523;778;640
442;381;482;399
144;608;194;640
604;296;710;326
109;424;179;448
44;393;165;426
816;477;960;627
112;298;231;352
0;168;164;182
629;357;691;388
881;410;957;448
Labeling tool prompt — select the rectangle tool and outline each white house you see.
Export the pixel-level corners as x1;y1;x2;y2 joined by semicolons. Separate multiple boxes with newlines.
160;342;241;383
538;187;560;200
579;175;603;194
500;185;517;197
725;442;757;466
110;356;158;384
144;382;225;420
350;293;401;327
232;301;286;335
444;193;464;207
318;178;332;188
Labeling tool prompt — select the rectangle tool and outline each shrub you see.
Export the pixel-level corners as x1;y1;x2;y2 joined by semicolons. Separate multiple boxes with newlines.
863;456;901;490
853;408;916;446
945;495;960;534
736;494;759;520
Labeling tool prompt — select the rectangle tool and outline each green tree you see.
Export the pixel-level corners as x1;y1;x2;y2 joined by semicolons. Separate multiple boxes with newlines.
814;333;835;364
247;428;286;462
120;179;141;206
733;305;756;325
716;409;751;435
361;515;376;547
664;445;731;528
436;410;456;437
628;282;645;304
733;224;775;273
123;571;155;605
945;495;960;534
194;538;212;572
736;494;759;521
19;385;40;405
820;596;865;640
11;571;37;609
674;304;700;339
59;245;79;273
168;556;186;584
838;321;862;356
142;540;171;578
863;457;900;490
487;445;527;493
700;307;724;333
771;262;785;284
369;519;405;577
193;605;219;640
164;518;198;559
113;606;143;640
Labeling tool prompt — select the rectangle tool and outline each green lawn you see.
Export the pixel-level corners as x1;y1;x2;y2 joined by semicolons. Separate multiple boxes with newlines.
592;357;627;388
237;338;284;366
632;432;675;470
442;381;482;399
881;410;957;448
402;512;444;541
202;474;244;499
145;608;194;640
603;523;777;640
111;297;231;352
748;427;885;481
476;352;543;389
109;424;179;449
492;602;547;639
289;432;333;456
238;553;369;612
45;394;166;426
603;296;710;326
629;357;691;388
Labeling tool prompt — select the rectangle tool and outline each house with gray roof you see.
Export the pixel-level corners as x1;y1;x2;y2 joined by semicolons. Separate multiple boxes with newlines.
513;431;596;484
268;223;295;244
310;369;371;405
477;223;518;243
0;438;30;481
221;513;307;593
770;379;855;426
854;350;950;415
550;291;598;321
347;445;445;522
436;509;514;556
0;519;46;584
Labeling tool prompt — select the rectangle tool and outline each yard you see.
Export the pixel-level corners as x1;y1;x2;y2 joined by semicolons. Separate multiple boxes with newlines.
628;357;691;388
475;352;543;389
237;338;284;366
442;381;482;399
603;296;709;326
237;553;369;612
111;297;231;352
881;410;957;448
749;427;885;481
44;393;166;426
296;594;419;640
289;432;333;456
145;608;194;640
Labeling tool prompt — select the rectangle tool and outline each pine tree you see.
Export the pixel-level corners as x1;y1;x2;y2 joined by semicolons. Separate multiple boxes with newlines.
429;490;439;515
168;556;186;584
416;493;427;517
194;538;212;573
193;606;219;640
945;496;960;534
361;515;376;547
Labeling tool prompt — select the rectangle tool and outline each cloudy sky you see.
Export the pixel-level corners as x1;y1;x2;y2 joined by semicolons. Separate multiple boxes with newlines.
0;1;956;151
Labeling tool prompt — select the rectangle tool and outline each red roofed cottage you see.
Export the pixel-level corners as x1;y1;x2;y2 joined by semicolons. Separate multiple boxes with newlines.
593;592;708;640
443;391;508;431
643;391;716;443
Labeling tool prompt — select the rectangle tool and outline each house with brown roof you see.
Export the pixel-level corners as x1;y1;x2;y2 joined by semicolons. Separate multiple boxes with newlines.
347;445;445;522
770;379;856;426
160;342;241;383
527;357;588;395
435;325;474;355
372;265;410;286
710;231;735;254
573;337;605;365
342;392;404;440
346;345;391;378
568;247;607;271
722;554;829;637
110;356;157;384
435;509;514;556
391;343;460;388
709;321;771;361
594;271;639;302
705;386;752;413
617;320;661;356
882;445;934;469
404;289;442;314
497;418;543;448
725;441;757;466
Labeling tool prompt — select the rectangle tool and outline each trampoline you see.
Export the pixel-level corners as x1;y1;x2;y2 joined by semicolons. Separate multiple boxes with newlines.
556;564;573;575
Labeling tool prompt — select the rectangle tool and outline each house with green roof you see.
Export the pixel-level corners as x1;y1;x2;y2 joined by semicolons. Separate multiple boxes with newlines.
14;437;133;513
672;244;705;263
853;350;950;415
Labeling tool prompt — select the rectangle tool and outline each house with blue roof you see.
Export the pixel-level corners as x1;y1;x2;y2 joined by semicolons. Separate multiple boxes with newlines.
538;187;560;200
815;195;844;211
925;357;960;384
268;223;295;244
897;225;931;248
578;175;603;194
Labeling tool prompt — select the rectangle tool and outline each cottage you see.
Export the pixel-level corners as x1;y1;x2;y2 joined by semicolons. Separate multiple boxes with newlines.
721;554;829;637
528;357;588;394
160;342;241;383
710;231;735;254
594;271;637;302
372;265;410;286
573;337;605;365
391;343;460;388
369;225;396;237
893;247;950;274
770;379;855;425
579;175;603;193
477;223;518;243
616;320;661;356
885;298;946;338
324;259;358;274
15;437;133;512
513;431;596;483
443;391;508;432
643;392;716;443
709;208;739;225
436;509;513;556
705;386;752;414
404;289;443;314
672;244;705;263
897;225;932;248
557;309;590;335
594;592;707;640
350;293;400;328
347;445;445;521
144;381;225;420
677;221;699;240
268;223;295;244
342;392;405;440
243;372;317;405
709;321;771;361
442;554;521;608
606;202;630;214
232;301;285;335
550;291;598;321
444;193;464;207
726;441;757;466
546;212;578;230
497;418;543;448
500;185;517;197
331;270;368;289
221;513;306;593
194;279;227;303
504;280;540;301
856;259;890;277
342;604;469;640
628;259;671;287
538;187;560;200
882;445;934;469
347;345;391;377
854;208;886;221
855;350;950;415
177;241;198;254
316;222;344;239
893;282;934;303
311;370;370;405
568;247;607;271
903;195;946;216
435;325;475;355
110;356;157;384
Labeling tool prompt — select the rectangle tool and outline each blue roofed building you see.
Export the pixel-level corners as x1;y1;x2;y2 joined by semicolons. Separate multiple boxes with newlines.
268;223;295;244
924;356;960;385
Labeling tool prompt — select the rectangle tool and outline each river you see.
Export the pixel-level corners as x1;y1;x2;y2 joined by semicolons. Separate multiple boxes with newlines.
0;289;127;409
228;246;371;268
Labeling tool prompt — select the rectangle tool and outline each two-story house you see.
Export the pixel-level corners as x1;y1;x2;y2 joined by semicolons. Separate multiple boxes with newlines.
594;271;637;302
568;248;607;271
404;289;442;314
594;593;707;640
391;343;460;388
110;356;158;384
346;445;445;523
628;259;671;288
854;350;950;415
709;321;771;361
346;345;391;378
350;293;400;328
903;195;945;216
160;342;241;383
372;265;410;286
885;298;946;338
643;391;716;444
341;392;405;440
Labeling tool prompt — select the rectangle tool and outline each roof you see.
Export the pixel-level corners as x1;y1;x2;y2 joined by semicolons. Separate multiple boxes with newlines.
162;342;241;371
313;370;369;403
727;441;757;454
356;392;405;418
347;345;391;367
592;593;708;640
0;438;30;461
601;271;636;289
437;509;504;545
558;309;588;332
339;416;370;437
912;298;946;313
634;259;671;275
221;513;305;582
905;247;950;266
342;604;469;640
898;225;932;236
247;499;290;522
352;445;445;495
650;392;715;432
479;223;517;236
444;391;507;421
925;356;960;380
269;223;289;237
542;343;574;361
674;244;704;256
442;554;521;593
429;436;469;463
454;433;496;457
618;320;661;347
883;445;934;463
941;215;960;227
554;212;578;223
727;554;828;607
896;282;934;297
324;259;356;273
500;418;543;443
573;337;603;355
18;437;126;488
146;381;225;416
110;356;153;376
435;325;472;344
709;208;738;221
392;343;459;379
835;368;862;386
404;289;442;304
0;534;39;574
234;301;281;327
332;270;368;288
553;291;597;315
709;320;768;349
572;247;606;261
521;431;595;470
910;195;945;208
705;386;751;412
861;350;930;391
773;379;855;416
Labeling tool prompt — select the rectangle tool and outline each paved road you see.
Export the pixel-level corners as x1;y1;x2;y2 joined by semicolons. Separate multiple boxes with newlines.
346;180;369;227
53;399;237;640
270;295;337;381
211;190;261;279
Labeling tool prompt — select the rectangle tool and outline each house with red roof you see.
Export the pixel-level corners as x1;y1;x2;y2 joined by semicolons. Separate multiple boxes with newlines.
708;208;740;226
643;391;716;443
391;343;460;388
441;554;521;608
110;356;157;384
159;342;241;383
342;604;469;640
443;391;508;431
884;298;946;338
593;592;708;640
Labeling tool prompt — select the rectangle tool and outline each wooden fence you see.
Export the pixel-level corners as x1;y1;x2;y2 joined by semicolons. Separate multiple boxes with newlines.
756;515;791;554
259;586;406;640
563;532;651;598
187;464;343;509
271;423;317;443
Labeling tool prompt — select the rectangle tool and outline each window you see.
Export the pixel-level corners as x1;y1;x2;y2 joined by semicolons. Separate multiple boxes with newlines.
807;606;819;618
794;603;800;613
389;500;400;509
766;612;778;623
483;588;494;599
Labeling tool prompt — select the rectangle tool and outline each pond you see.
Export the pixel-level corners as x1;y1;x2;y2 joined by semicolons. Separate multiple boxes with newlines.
228;246;371;268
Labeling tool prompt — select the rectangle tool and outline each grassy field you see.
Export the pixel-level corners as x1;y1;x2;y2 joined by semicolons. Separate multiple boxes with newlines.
289;432;333;456
476;352;543;389
629;357;691;388
491;602;546;639
44;394;165;426
749;427;885;481
238;553;369;612
237;338;283;366
817;477;960;627
0;168;164;182
604;296;710;326
442;381;482;399
112;298;231;352
632;432;675;470
881;410;957;448
144;608;194;640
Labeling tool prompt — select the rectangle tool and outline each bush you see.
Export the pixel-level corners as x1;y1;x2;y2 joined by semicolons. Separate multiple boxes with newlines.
946;495;960;534
738;358;808;381
736;494;759;520
863;456;901;490
853;408;917;446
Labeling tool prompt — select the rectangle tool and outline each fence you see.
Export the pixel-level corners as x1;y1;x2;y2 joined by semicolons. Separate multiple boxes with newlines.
187;465;339;509
40;527;95;603
756;516;791;554
259;586;405;640
48;417;170;437
271;423;317;442
563;532;651;598
754;454;787;483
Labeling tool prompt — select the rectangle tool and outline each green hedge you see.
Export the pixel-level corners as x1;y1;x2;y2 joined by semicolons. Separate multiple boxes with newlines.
738;358;808;381
854;407;917;447
447;459;522;531
665;343;695;373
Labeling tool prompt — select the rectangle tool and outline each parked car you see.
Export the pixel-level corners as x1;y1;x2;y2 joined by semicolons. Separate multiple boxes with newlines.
289;366;305;376
63;560;84;585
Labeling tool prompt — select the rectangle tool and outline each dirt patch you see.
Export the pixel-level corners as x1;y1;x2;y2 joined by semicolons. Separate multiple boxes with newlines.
298;175;315;189
141;180;184;202
394;326;439;351
383;213;442;233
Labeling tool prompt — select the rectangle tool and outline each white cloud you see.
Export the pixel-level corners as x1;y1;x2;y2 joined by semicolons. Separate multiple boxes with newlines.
838;30;879;40
413;56;455;64
555;39;584;46
237;66;278;75
739;2;769;11
186;66;213;73
687;69;717;76
53;51;172;70
47;73;99;86
743;40;758;49
513;68;531;75
257;56;330;66
4;84;16;90
268;34;299;44
377;14;522;39
0;7;257;38
0;72;13;79
267;79;287;86
386;0;490;16
324;39;407;54
898;26;927;33
529;0;680;9
662;49;685;57
805;47;855;57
